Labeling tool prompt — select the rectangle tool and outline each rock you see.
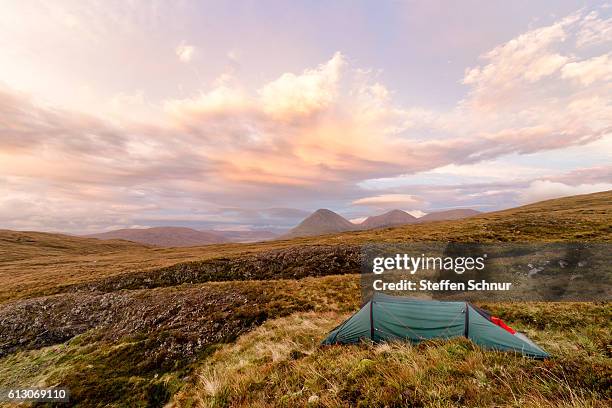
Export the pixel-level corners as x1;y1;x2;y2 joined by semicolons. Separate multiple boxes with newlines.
528;267;543;277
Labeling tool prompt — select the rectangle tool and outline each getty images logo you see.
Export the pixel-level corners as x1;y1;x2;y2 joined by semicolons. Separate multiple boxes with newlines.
372;253;488;275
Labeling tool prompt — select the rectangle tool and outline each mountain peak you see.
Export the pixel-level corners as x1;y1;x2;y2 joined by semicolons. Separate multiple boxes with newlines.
360;209;417;229
312;208;338;216
283;209;356;238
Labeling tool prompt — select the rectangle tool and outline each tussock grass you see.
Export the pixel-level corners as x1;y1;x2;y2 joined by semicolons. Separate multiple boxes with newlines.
0;337;185;408
173;302;611;408
172;312;346;407
0;275;361;407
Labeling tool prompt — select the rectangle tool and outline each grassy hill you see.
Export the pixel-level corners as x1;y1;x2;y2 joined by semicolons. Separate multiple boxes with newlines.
0;229;147;262
85;226;229;247
0;191;610;407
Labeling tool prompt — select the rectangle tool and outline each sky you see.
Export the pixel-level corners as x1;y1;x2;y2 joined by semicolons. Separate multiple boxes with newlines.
0;0;611;233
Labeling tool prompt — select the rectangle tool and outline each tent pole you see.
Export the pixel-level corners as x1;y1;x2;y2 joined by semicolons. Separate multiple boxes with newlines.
464;302;470;338
369;299;375;342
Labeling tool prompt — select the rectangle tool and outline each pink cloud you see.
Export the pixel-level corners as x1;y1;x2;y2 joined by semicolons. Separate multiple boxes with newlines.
0;8;610;231
352;194;424;209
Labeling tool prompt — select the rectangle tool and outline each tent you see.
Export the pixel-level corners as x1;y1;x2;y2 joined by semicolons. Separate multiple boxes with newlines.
322;293;549;358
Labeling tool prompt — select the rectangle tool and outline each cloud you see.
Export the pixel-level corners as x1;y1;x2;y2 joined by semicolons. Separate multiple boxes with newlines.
258;51;345;118
519;180;612;204
575;10;612;47
227;50;240;63
165;84;251;117
461;13;574;102
352;194;424;209
176;43;196;62
550;165;612;185
561;53;612;85
1;7;611;232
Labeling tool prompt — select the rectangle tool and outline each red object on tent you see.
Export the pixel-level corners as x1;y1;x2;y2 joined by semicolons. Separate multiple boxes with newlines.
490;316;516;334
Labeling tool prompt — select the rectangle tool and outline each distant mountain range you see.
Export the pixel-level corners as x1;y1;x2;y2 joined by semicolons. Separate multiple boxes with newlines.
283;208;481;238
85;227;278;247
84;208;482;245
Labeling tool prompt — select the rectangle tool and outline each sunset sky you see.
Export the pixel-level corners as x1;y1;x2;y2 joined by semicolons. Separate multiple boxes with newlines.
1;0;611;233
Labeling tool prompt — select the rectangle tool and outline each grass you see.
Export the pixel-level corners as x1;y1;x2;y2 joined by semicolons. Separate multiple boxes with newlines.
172;302;611;408
0;336;186;407
0;275;361;407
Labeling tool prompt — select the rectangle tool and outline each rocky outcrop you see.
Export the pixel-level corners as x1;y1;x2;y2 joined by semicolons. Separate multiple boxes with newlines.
64;244;362;294
0;281;313;360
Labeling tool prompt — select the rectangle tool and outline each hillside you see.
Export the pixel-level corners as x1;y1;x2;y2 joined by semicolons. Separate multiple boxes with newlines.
0;191;610;304
0;229;147;262
85;226;228;247
418;208;481;222
360;209;417;229
216;230;279;243
283;209;357;238
0;191;610;407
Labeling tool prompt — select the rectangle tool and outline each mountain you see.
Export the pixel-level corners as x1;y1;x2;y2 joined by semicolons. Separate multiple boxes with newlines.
360;209;418;229
284;207;481;238
417;209;481;222
216;230;279;243
283;209;357;238
86;227;228;247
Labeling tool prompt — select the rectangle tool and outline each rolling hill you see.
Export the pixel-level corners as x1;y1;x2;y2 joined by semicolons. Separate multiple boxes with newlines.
85;226;228;247
85;227;278;246
418;208;481;222
216;230;279;243
0;229;147;263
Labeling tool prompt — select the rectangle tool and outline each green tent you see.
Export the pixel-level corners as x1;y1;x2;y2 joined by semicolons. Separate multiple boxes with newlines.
322;293;549;358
